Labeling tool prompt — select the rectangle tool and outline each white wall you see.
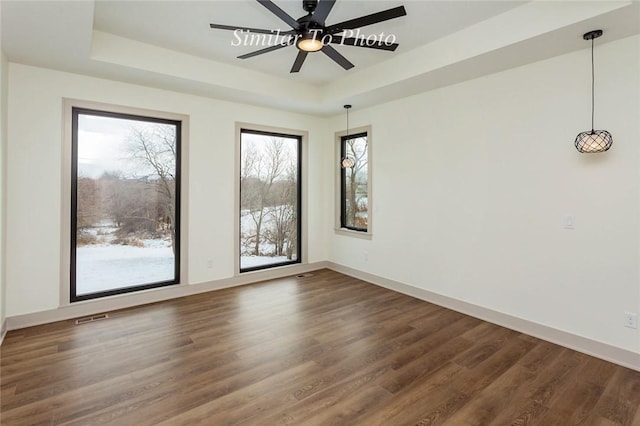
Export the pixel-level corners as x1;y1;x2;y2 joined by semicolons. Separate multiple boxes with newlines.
6;64;330;317
0;50;7;333
4;34;639;359
329;35;640;353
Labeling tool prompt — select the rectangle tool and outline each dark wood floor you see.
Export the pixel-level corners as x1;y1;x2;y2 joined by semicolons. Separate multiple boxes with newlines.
2;269;640;425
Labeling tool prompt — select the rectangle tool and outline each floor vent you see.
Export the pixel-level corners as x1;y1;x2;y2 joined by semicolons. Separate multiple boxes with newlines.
296;273;314;278
75;313;109;325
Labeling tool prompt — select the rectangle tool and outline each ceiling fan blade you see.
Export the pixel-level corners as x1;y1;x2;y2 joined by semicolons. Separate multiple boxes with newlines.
330;36;399;51
326;6;407;34
209;24;296;35
321;44;354;70
238;39;294;59
313;0;336;25
257;0;300;30
210;23;295;36
290;50;308;73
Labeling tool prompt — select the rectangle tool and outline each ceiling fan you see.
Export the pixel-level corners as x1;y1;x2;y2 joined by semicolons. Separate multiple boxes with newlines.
210;0;407;73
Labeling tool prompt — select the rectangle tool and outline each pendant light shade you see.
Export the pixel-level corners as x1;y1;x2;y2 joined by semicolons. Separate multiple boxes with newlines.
341;157;355;168
574;29;612;153
575;129;613;153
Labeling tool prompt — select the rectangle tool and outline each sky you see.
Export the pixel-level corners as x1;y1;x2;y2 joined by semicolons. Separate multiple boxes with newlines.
77;114;175;179
241;131;299;178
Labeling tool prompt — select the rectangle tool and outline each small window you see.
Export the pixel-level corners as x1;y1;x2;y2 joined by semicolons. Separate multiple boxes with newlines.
70;107;181;301
239;128;302;272
339;130;370;234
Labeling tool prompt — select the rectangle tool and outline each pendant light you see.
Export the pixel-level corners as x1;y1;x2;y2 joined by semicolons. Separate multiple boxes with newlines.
341;104;355;168
574;29;613;153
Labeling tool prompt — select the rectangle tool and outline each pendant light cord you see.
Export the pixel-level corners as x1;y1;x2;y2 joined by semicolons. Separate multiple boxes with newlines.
346;107;350;138
590;36;595;132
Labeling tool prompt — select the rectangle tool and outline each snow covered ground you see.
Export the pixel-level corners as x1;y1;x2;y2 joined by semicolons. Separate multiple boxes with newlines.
76;244;174;295
76;220;175;295
76;211;298;295
240;208;297;269
240;255;289;269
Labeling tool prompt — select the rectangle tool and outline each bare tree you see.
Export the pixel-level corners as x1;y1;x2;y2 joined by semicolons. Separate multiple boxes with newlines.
240;137;294;257
241;144;265;256
126;124;178;253
344;136;368;228
99;171;124;227
76;176;100;229
266;163;297;258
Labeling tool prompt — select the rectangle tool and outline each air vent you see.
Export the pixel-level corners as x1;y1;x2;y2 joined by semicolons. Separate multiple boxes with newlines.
296;273;314;278
75;313;109;325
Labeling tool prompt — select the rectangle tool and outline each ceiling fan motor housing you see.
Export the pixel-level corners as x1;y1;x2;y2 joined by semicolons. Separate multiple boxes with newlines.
297;13;320;30
303;0;318;13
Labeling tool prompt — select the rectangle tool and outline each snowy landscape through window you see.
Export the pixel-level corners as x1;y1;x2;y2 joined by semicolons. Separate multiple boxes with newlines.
341;132;369;232
240;129;301;272
71;108;181;301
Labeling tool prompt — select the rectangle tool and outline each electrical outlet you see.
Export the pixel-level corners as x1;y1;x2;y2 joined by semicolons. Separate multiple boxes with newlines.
624;312;637;329
363;251;368;261
564;215;575;229
207;258;213;269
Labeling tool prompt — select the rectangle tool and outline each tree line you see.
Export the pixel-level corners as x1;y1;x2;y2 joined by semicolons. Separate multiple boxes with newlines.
77;174;175;242
241;137;298;260
76;122;177;253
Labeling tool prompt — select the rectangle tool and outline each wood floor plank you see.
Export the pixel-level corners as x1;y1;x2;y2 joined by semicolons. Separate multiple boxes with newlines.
246;362;392;425
591;366;640;425
376;319;479;394
448;333;537;399
486;349;588;425
536;380;605;425
445;364;537;426
357;362;465;425
300;384;393;426
2;269;639;425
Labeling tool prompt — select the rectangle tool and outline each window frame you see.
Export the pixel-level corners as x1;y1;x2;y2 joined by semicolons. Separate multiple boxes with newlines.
335;125;373;239
236;123;307;274
62;100;189;304
340;131;368;232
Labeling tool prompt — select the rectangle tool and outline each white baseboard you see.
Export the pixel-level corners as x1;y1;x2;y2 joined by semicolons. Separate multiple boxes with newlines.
0;318;6;345
326;262;640;372
6;261;330;331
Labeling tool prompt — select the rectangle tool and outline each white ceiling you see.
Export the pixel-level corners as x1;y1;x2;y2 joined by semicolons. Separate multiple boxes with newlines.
2;1;639;115
93;0;523;84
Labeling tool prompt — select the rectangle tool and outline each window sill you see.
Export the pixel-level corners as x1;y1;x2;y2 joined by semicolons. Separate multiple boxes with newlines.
334;228;373;240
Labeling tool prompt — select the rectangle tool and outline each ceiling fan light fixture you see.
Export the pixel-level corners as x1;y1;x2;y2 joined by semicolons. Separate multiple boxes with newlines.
297;31;324;52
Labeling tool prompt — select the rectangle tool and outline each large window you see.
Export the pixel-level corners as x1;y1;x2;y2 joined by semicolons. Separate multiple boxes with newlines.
340;131;370;232
240;129;301;272
71;108;181;301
